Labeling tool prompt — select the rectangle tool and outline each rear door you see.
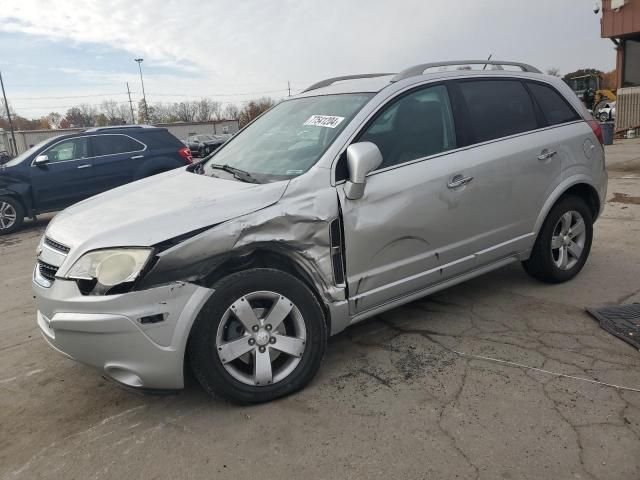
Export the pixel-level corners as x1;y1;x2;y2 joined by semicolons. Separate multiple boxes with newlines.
88;134;146;195
453;78;564;267
30;136;93;210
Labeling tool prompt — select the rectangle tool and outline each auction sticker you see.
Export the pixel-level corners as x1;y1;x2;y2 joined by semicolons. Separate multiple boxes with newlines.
303;115;345;128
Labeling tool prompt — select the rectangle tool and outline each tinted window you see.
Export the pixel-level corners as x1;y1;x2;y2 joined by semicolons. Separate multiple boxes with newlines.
527;82;579;126
459;80;538;143
141;130;183;149
43;137;88;163
360;85;457;169
92;135;143;156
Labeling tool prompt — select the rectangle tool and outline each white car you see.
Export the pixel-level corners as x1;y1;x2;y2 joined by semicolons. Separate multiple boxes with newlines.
598;102;616;122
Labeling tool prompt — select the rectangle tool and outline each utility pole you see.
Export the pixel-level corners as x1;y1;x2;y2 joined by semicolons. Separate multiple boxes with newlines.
0;71;17;156
288;80;291;97
482;54;493;70
134;58;149;123
126;82;135;124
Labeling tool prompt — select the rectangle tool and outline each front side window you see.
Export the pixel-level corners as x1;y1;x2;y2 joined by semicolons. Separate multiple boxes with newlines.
43;137;88;163
359;84;457;169
203;93;373;183
527;82;579;126
459;80;538;143
92;135;143;156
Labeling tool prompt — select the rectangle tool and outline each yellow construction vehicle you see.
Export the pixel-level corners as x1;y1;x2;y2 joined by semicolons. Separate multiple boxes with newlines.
566;73;616;114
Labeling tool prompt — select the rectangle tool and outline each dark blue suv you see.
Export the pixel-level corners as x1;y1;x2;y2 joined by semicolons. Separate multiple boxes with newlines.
0;125;193;234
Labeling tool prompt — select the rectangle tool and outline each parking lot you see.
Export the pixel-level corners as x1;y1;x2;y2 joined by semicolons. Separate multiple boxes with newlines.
0;139;639;480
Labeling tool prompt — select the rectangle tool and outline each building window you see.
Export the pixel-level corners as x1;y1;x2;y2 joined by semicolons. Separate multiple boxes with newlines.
623;39;640;87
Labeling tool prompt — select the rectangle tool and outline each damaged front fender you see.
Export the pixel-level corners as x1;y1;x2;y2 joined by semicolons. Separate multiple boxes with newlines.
139;181;346;312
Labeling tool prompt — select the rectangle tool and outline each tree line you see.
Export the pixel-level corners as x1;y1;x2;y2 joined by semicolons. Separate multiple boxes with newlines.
0;96;276;131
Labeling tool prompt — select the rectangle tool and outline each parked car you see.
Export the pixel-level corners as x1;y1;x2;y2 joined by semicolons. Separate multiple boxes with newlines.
0;125;192;234
184;134;226;157
598;102;616;122
33;60;606;403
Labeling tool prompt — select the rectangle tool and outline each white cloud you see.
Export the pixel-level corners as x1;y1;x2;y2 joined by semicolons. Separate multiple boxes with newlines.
0;0;617;116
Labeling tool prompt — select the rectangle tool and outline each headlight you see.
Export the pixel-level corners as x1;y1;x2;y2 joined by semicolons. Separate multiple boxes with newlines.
66;248;153;287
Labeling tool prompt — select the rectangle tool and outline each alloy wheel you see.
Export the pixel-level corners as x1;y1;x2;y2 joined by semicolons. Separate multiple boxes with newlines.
215;291;307;386
0;202;17;230
551;210;586;270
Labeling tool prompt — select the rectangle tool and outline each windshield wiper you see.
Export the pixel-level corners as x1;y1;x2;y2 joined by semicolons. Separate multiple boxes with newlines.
209;163;259;184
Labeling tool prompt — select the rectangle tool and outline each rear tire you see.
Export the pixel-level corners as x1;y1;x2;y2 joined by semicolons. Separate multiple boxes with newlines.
0;196;24;235
189;268;327;403
522;195;593;283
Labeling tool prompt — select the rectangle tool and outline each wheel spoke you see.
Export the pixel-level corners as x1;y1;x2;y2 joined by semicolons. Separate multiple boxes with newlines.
264;296;293;330
560;212;572;234
567;241;583;260
254;348;273;385
0;218;5;229
560;246;569;269
0;202;7;214
569;219;585;238
218;336;254;364
551;235;563;249
271;334;305;358
230;297;260;332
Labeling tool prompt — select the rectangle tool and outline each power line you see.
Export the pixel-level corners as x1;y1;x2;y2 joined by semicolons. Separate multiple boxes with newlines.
11;92;130;100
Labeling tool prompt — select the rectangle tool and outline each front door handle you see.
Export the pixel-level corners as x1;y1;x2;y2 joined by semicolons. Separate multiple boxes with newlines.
77;164;92;169
537;150;558;161
447;175;474;189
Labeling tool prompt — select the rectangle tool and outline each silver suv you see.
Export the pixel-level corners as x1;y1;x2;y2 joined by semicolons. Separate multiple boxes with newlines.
33;61;607;403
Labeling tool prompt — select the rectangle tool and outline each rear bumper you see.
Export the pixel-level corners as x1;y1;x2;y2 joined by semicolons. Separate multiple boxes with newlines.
33;272;213;390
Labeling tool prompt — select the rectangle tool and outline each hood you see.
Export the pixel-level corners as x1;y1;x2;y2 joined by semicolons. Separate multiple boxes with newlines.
46;168;289;252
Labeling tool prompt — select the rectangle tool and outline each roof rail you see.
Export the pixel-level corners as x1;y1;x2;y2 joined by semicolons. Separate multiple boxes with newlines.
84;124;155;133
391;60;542;82
302;73;394;93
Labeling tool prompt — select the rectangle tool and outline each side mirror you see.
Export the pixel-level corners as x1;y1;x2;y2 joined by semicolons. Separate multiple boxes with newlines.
34;154;49;165
343;142;383;200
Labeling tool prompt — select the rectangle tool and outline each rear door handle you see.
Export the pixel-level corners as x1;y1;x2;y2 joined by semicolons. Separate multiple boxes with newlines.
77;164;92;169
131;155;144;160
447;175;474;189
537;150;557;161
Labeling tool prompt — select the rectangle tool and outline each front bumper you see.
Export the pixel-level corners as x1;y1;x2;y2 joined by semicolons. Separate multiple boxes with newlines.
33;271;213;390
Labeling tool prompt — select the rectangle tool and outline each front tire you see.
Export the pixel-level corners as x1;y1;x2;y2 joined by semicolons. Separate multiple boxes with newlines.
189;268;327;403
522;195;593;283
0;196;24;235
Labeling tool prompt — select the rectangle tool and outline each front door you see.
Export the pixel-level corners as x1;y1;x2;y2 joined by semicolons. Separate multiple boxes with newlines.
30;136;93;211
338;83;518;315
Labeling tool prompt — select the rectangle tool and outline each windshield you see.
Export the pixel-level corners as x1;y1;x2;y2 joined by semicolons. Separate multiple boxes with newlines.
3;138;54;167
203;93;373;183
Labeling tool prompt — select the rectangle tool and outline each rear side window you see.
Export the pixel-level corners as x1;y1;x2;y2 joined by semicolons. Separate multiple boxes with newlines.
459;80;538;143
527;82;580;126
92;135;143;156
139;130;183;149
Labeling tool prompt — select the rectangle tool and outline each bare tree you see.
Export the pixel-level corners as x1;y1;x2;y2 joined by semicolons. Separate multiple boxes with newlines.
546;67;561;77
223;103;240;121
45;112;62;129
173;101;198;122
195;98;222;122
238;97;275;127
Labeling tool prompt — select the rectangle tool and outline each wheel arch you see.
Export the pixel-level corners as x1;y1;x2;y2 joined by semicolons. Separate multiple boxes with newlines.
533;177;601;237
197;247;333;335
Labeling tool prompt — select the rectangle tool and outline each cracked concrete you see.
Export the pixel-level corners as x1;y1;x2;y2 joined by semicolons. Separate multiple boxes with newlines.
1;139;639;479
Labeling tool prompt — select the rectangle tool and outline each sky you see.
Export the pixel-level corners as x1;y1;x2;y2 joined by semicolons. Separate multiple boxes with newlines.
0;0;617;119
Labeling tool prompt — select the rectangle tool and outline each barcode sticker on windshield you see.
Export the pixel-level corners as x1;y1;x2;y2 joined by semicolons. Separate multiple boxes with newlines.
303;115;345;128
